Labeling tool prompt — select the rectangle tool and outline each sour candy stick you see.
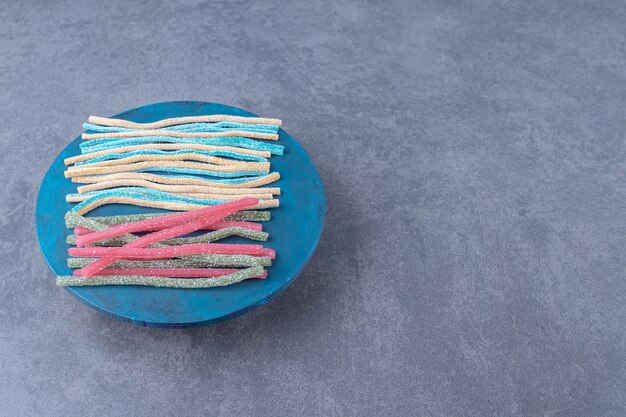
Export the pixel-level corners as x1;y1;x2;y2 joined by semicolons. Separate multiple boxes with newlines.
75;201;263;277
72;153;267;170
79;136;284;155
76;179;279;195
82;129;278;141
65;160;269;178
69;227;268;247
68;255;272;269
73;220;262;237
64;210;270;227
71;227;271;247
64;144;270;165
70;243;271;259
82;121;278;134
74;150;269;167
75;220;262;235
173;192;273;201
57;266;265;288
66;191;274;203
71;195;277;216
88;115;282;129
74;197;257;247
71;172;280;188
210;221;262;231
76;152;254;167
98;267;267;278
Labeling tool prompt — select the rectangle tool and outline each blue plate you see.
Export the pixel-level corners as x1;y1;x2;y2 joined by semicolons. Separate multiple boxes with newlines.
35;101;326;328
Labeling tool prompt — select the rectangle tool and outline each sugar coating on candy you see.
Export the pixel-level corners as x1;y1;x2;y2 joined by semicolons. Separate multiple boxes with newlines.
66;211;149;246
137;167;266;179
71;172;280;188
66;188;275;203
210;221;262;232
77;180;279;195
182;253;274;264
76;221;261;237
65;213;267;252
71;155;269;172
174;192;274;201
71;190;269;217
82;121;279;135
156;122;279;133
70;243;269;259
71;194;278;216
68;255;272;269
79;136;285;155
66;212;145;246
57;266;265;288
75;150;269;167
75;200;263;277
82;129;278;141
67;226;268;246
64;144;271;165
71;204;253;275
157;122;279;133
158;121;279;132
84;121;279;132
66;210;270;227
69;187;231;206
68;187;275;202
78;196;198;216
65;160;270;178
97;267;267;278
74;198;257;246
71;172;280;186
88;115;282;129
75;219;262;235
77;152;259;168
77;179;279;196
70;191;222;216
66;212;269;251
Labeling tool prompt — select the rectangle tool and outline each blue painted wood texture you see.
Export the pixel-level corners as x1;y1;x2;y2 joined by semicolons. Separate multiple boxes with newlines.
35;101;326;328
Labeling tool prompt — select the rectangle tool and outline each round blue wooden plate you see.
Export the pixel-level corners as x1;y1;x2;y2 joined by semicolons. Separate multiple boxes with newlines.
35;101;325;328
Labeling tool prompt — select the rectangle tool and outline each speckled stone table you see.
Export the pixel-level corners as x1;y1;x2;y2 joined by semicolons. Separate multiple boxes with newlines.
0;1;624;416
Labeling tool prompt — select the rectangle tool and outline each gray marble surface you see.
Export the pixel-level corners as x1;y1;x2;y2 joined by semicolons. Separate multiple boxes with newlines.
1;0;625;416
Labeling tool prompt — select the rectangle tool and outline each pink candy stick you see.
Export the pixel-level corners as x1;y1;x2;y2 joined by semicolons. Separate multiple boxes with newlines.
75;197;258;246
93;268;267;279
70;243;268;259
74;226;92;236
262;248;276;259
